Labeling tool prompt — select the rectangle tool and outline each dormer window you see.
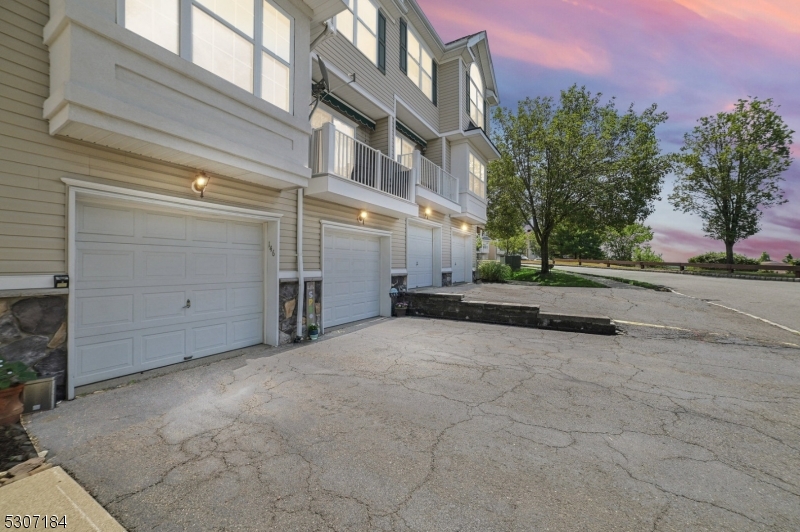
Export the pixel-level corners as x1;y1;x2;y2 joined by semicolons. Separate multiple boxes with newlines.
121;0;293;112
468;63;484;128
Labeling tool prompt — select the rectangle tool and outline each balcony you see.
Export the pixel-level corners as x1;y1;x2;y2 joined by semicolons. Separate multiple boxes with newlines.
400;154;462;215
309;124;418;218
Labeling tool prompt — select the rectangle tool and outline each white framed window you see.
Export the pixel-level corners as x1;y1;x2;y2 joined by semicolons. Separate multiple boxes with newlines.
395;133;415;166
406;28;433;101
310;105;356;139
121;0;294;113
335;0;378;65
469;151;485;199
469;63;484;128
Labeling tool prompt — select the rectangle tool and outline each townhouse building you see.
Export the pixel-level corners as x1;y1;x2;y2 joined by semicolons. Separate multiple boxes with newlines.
0;0;499;400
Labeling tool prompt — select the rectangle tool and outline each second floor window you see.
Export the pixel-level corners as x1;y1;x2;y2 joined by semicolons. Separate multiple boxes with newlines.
406;30;433;101
468;63;484;128
336;0;379;65
469;152;486;199
123;0;293;113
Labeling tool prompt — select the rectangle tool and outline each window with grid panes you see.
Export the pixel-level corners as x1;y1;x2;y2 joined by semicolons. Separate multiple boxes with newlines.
123;0;293;112
469;152;486;198
335;0;379;64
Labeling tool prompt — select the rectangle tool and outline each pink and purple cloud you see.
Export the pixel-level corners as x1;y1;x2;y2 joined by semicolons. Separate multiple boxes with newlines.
418;0;800;261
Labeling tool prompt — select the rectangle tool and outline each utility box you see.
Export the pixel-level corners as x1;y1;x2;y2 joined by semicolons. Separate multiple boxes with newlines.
22;377;56;413
505;255;522;271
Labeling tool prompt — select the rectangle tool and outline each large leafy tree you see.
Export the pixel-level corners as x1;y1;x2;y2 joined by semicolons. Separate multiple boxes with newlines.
491;85;672;274
670;98;794;264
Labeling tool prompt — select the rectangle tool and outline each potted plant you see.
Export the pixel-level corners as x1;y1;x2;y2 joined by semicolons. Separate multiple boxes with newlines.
308;324;319;341
394;301;408;317
0;360;37;426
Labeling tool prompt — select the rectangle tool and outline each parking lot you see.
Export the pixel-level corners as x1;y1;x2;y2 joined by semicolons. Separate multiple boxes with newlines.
28;282;800;531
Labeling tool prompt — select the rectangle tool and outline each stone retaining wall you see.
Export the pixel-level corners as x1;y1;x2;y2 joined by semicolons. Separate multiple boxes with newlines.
0;296;67;400
406;292;616;335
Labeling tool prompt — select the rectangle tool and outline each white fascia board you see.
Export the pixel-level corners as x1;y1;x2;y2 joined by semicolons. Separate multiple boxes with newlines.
0;276;58;291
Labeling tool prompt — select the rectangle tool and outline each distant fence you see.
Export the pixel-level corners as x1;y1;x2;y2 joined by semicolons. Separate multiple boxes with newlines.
522;258;800;278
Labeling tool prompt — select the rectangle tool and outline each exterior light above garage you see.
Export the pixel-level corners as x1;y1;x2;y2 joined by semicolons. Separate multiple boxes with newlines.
358;211;368;224
192;173;210;198
462;223;468;231
424;207;431;219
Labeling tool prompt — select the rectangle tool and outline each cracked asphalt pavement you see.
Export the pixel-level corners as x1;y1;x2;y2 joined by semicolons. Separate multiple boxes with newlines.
26;283;800;531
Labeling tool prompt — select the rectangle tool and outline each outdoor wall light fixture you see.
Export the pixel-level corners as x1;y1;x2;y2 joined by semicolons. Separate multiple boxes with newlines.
192;173;210;198
462;223;468;231
424;207;431;219
358;211;368;224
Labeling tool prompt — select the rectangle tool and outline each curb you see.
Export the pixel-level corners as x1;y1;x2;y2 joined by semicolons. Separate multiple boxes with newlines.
561;266;800;282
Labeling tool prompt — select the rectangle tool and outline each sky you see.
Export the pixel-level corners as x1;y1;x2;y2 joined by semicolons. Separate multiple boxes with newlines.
417;0;800;261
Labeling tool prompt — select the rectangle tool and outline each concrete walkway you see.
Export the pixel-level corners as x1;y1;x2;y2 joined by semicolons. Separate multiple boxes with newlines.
0;467;125;532
25;291;800;530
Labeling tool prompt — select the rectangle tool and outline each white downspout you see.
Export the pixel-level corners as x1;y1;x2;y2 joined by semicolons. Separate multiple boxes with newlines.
295;188;305;341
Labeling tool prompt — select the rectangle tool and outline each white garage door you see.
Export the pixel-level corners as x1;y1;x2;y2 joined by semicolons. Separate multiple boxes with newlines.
323;230;381;327
407;223;434;289
452;233;468;283
73;200;264;387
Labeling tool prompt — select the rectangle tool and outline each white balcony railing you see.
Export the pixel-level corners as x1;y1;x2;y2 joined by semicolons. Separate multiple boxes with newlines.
398;153;459;204
312;125;413;201
417;156;459;204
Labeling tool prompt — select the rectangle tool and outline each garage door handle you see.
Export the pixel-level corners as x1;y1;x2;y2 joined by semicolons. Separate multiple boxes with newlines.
183;299;191;309
416;261;419;266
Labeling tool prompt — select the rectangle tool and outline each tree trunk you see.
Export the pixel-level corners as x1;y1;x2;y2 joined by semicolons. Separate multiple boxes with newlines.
725;241;735;266
541;236;550;275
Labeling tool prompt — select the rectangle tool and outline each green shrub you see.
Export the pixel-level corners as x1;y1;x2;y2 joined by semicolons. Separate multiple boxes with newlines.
0;360;37;390
687;252;759;265
478;261;511;283
632;245;664;262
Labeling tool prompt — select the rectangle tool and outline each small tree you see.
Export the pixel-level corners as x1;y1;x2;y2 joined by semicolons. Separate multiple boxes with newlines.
550;223;605;260
784;253;795;264
633;244;663;262
603;223;655;261
491;85;671;274
670;98;794;265
759;251;771;263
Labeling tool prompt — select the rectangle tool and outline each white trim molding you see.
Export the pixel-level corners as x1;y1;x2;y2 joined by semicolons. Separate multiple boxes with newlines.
391;268;408;276
320;220;393;236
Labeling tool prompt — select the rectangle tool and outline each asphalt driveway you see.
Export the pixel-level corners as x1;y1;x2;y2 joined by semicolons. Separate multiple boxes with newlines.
27;286;800;531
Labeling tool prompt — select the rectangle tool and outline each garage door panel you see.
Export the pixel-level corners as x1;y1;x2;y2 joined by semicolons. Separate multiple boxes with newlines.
75;338;134;384
143;291;188;321
323;230;382;328
193;323;228;352
408;224;434;289
193;218;229;243
77;294;134;329
143;212;187;240
78;250;135;282
142;330;186;363
78;204;135;237
74;201;264;387
144;251;187;279
194;254;227;276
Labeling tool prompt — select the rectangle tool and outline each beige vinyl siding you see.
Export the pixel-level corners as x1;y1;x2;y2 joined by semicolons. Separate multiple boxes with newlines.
303;197;406;271
316;4;440;131
424;137;443;168
0;0;300;276
370;117;392;155
438;60;461;133
444;138;451;173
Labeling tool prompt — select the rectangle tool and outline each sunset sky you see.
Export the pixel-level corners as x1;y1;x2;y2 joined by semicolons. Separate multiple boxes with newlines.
417;0;800;261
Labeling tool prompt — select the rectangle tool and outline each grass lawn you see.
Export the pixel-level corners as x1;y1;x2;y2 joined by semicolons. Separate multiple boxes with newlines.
510;268;608;288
